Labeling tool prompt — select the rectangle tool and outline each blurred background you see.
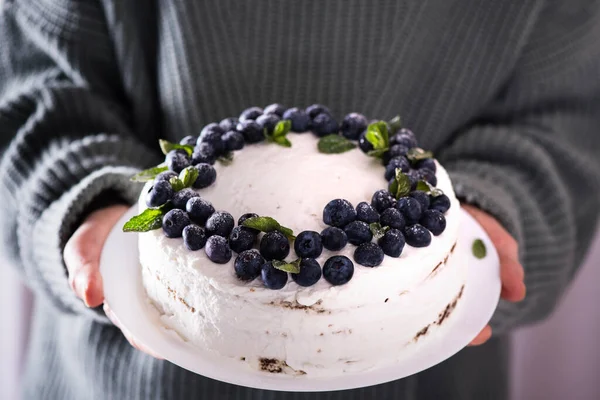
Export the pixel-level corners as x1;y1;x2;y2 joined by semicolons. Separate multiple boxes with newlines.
1;231;599;399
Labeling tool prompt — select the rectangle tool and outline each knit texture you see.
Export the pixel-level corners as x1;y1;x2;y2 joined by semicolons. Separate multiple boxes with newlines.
1;0;599;399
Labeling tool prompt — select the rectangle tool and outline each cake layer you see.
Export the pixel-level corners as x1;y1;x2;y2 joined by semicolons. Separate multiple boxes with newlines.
138;133;465;376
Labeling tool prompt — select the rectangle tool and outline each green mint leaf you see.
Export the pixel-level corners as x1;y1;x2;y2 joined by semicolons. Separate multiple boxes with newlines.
263;127;271;141
159;139;194;156
365;123;386;150
130;166;168;182
472;239;487;259
179;166;199;188
242;216;295;239
406;147;434;163
218;152;234;165
272;259;302;274
393;169;412;198
430;187;444;197
273;120;292;138
169;176;185;192
367;148;388;158
388;115;402;134
369;222;390;240
274;136;292;148
123;208;165;232
317;134;357;154
415;180;430;192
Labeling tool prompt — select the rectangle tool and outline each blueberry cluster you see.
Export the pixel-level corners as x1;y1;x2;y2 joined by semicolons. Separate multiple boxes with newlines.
132;103;452;291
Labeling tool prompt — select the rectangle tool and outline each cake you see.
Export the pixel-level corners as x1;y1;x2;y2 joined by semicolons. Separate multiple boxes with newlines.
125;105;466;377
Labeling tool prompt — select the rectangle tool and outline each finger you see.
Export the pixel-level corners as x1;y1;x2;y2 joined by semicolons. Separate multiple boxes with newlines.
104;304;164;360
498;254;526;302
469;325;492;346
72;263;105;307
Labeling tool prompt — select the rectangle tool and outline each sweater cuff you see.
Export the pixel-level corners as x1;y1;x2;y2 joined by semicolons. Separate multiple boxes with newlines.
31;166;143;323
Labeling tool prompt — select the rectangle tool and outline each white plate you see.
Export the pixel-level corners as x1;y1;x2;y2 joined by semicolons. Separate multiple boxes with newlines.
100;207;500;392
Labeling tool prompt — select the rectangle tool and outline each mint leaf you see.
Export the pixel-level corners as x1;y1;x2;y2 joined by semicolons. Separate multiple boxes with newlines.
318;134;357;154
273;120;292;138
123;208;165;232
179;166;199;188
389;168;411;199
218;152;234;165
430;187;444;197
415;180;444;197
388;115;402;134
369;222;390;240
272;259;301;274
407;147;434;163
274;136;292;148
169;176;185;192
415;180;430;192
367;148;388;158
242;216;296;240
130;166;168;182
472;239;487;259
159;139;194;156
365;121;390;159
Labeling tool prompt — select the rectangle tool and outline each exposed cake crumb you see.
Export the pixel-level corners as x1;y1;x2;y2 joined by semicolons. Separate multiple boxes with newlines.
385;298;389;303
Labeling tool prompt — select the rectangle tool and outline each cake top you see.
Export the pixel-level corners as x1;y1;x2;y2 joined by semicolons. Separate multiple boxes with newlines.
125;104;453;291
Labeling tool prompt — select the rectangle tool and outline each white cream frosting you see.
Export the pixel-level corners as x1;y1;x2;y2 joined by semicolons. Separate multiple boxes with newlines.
138;133;467;376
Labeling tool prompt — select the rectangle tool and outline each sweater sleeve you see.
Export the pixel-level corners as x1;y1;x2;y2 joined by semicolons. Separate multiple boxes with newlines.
438;0;600;334
0;0;160;322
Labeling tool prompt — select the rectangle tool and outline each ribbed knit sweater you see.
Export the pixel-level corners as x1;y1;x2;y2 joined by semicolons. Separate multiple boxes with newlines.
1;0;600;399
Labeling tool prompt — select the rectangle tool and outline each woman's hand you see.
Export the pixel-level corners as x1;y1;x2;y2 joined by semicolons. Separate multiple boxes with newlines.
462;204;527;346
63;205;163;358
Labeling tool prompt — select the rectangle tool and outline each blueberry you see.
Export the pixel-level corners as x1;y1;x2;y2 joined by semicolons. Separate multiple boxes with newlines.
382;144;409;164
291;258;322;287
228;226;257;253
191;142;217;165
162;209;191;238
395;196;422;224
378;229;405;257
306;104;331;119
404;224;432;247
379;208;406;230
256;113;281;133
415;158;437;173
234;249;265;281
261;261;288;289
311;113;339;137
222;131;245;151
420;210;446;236
263;103;286;117
371;190;396;213
358;130;374;153
179;135;197;146
199;122;224;139
236;120;264;143
166;150;190;173
205;211;235;237
385;156;411;180
429;194;451;213
409;190;430;211
238;213;260;234
260;231;290;260
198;129;224;154
186;196;215;224
145;180;174;208
282;107;310;132
356;201;380;223
354;242;385;267
320;227;348;251
398;128;416;140
323;199;356;227
344;221;373;245
182;224;207;251
323;255;354;286
417;167;437;186
193;163;217;189
294;230;323;258
341;113;368;140
204;235;232;264
219;117;239;132
155;170;178;183
389;133;417;149
171;188;199;210
239;106;263;121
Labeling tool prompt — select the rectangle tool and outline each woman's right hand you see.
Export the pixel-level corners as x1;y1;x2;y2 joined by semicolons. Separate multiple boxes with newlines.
63;205;163;359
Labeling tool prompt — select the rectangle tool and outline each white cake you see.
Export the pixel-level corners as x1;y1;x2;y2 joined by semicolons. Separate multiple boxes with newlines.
139;133;466;377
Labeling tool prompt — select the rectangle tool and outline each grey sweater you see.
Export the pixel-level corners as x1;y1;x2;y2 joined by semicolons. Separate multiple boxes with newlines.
1;0;600;399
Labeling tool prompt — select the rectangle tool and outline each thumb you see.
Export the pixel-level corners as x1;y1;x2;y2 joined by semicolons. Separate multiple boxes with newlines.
64;205;129;307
